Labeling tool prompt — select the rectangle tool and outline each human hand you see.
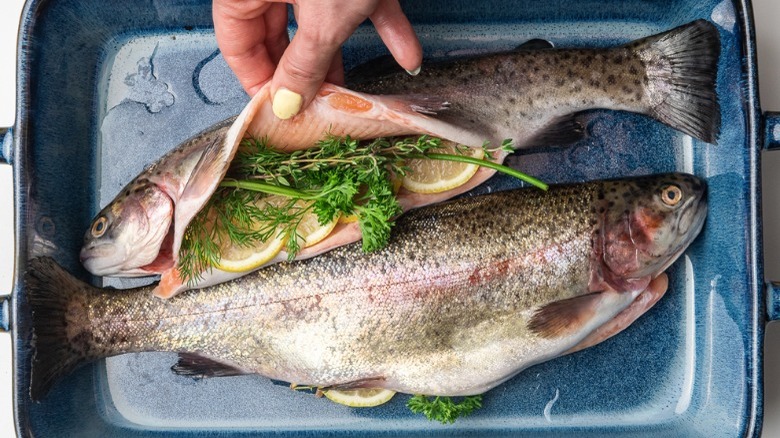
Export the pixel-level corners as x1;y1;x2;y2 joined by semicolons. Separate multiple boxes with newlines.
213;0;423;119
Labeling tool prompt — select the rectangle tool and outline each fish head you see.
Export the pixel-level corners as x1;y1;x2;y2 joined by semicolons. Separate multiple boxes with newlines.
599;173;707;289
80;181;174;276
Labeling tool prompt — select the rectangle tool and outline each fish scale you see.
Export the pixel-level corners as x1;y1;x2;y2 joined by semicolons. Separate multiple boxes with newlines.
27;173;707;399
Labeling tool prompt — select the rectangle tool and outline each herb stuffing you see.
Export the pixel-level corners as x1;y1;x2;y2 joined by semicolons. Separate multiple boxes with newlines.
177;135;546;284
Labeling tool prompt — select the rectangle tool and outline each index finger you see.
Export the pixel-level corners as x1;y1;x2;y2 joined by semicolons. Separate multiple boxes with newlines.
213;0;290;95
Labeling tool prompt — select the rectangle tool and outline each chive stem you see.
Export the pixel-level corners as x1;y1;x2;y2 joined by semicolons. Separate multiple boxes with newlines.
419;153;549;191
220;180;317;199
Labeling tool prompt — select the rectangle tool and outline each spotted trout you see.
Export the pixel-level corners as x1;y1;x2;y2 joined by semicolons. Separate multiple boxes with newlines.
29;173;707;400
80;20;719;296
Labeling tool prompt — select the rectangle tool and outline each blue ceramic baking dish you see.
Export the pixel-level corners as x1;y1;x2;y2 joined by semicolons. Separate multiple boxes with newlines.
2;0;780;435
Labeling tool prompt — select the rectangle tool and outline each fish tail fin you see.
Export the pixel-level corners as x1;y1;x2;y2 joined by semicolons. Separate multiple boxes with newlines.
25;257;98;400
632;20;721;144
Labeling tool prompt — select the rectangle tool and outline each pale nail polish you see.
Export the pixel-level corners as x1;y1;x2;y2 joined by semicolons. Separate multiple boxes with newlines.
272;88;303;120
406;66;422;76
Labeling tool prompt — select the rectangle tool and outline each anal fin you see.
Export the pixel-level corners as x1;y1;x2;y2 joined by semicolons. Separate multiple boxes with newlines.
321;376;387;391
171;353;249;379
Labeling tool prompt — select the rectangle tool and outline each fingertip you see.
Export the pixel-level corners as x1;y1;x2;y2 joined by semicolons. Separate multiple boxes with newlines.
371;0;423;73
271;30;341;118
405;66;421;76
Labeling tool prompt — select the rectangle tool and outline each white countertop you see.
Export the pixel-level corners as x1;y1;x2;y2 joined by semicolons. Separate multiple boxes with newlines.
1;0;780;435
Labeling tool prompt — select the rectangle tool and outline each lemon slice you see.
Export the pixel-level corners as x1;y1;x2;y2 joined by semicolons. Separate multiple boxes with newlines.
323;388;396;407
293;201;340;248
214;195;288;272
215;196;340;272
401;142;484;194
216;233;286;272
338;214;359;224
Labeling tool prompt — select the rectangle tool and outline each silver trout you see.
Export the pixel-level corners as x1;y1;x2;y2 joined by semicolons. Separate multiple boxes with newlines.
79;20;720;298
30;173;707;400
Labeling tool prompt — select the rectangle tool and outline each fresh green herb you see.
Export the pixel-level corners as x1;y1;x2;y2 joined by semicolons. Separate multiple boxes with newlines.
407;394;484;424
176;187;315;283
177;135;545;284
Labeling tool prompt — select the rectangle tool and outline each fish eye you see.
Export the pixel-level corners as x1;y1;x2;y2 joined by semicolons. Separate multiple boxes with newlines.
661;185;683;207
91;216;108;238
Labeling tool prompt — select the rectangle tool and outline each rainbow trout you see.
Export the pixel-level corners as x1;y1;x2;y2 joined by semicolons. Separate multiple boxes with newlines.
79;21;719;298
30;173;706;400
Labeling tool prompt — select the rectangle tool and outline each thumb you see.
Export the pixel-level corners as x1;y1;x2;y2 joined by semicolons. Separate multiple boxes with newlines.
270;28;345;120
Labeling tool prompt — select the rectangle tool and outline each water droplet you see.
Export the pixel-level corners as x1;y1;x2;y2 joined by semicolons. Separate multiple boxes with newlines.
543;388;559;422
124;57;175;113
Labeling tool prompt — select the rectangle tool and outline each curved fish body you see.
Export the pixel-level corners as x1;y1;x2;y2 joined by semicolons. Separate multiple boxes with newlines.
29;173;707;400
79;21;719;296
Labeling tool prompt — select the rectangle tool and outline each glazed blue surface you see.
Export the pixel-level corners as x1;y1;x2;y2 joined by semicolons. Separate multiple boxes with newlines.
7;0;768;436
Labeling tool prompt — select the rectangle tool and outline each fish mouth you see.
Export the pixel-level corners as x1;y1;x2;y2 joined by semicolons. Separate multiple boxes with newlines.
81;242;169;277
79;243;144;277
80;244;127;276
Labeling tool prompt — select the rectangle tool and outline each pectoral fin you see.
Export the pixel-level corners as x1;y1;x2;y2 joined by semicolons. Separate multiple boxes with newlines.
170;136;229;258
170;92;263;258
522;113;588;148
566;274;668;354
528;292;605;339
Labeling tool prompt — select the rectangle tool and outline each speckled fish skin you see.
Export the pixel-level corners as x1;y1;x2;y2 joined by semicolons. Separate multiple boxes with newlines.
348;19;721;146
28;173;707;400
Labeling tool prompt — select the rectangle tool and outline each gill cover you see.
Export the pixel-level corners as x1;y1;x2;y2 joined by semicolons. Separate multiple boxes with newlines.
599;173;707;292
80;183;174;276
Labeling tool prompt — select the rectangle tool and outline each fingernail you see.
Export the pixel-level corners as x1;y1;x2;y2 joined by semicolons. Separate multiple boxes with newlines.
272;88;303;120
405;66;421;76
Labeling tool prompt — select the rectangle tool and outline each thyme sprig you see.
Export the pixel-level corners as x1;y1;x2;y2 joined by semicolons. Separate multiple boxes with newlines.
177;135;545;284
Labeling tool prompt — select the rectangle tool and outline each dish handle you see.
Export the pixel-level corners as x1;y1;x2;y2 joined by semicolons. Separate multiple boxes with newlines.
767;111;780;151
0;296;8;332
766;112;780;320
0;127;9;333
769;283;780;322
0;127;10;165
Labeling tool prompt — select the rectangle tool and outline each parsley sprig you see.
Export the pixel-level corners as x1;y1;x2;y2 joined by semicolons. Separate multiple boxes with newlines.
177;135;545;284
407;394;484;424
